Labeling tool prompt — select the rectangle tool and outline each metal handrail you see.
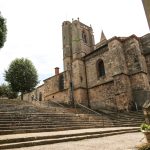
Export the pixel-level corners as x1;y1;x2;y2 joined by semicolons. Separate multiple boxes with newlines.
76;103;102;116
47;99;65;108
48;99;103;117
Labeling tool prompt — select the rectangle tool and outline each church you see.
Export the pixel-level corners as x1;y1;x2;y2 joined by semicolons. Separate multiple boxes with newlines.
23;18;150;111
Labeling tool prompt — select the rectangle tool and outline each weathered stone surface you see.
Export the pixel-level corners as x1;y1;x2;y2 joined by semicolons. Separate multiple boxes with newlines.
23;20;150;112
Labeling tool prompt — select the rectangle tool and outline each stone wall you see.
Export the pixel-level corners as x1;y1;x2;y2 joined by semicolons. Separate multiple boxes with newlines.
44;89;69;104
23;84;45;102
84;35;150;111
145;55;150;81
89;81;115;110
73;88;88;105
44;71;70;104
84;38;132;111
85;45;113;88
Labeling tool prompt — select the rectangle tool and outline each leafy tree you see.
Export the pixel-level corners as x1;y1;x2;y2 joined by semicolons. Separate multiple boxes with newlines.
5;58;38;100
0;84;18;99
0;12;7;48
0;83;8;97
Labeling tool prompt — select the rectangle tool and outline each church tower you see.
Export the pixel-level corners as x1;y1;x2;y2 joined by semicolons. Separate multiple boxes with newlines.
62;18;95;106
62;21;72;71
71;18;95;60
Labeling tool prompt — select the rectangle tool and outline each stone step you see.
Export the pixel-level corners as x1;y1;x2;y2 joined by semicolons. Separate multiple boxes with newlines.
0;120;142;126
0;128;138;144
0;123;141;135
0;111;143;117
0;121;104;126
0;126;105;135
0;120;106;124
0;114;143;120
0;123;104;130
0;119;106;123
0;116;143;120
0;122;106;127
0;128;139;149
0;121;141;127
0;124;140;132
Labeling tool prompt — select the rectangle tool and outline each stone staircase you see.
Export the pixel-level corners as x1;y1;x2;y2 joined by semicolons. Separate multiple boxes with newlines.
0;99;112;135
96;109;145;127
0;99;144;149
0;99;145;135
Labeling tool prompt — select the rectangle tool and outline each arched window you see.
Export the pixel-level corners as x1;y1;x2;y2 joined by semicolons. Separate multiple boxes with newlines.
39;92;42;101
59;74;64;91
82;31;87;43
97;59;105;78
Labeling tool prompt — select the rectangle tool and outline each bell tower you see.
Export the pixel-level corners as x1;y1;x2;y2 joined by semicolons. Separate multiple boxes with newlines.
71;18;95;60
62;18;95;106
62;21;72;71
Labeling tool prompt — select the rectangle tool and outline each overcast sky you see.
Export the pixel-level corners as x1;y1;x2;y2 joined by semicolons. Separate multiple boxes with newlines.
0;0;149;85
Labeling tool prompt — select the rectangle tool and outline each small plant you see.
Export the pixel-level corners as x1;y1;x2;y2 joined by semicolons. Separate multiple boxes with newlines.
141;123;150;132
137;143;150;150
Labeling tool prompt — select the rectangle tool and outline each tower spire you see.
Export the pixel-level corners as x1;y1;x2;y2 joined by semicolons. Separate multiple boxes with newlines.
100;30;107;43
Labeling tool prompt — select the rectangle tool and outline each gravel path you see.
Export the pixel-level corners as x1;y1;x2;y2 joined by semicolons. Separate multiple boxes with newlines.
13;132;146;150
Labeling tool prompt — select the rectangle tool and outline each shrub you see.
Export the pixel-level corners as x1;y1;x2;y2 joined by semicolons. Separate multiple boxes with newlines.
137;143;150;150
141;123;150;131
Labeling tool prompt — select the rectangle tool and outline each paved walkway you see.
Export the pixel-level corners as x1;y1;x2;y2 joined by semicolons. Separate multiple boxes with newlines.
12;132;146;150
0;127;139;140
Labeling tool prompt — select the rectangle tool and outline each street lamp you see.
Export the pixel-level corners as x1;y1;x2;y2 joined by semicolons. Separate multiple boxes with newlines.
67;64;75;107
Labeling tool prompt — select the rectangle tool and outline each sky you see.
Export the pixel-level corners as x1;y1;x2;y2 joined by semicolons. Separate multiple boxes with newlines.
0;0;149;85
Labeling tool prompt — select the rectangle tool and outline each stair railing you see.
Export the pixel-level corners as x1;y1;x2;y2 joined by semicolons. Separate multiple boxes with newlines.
47;99;105;127
47;99;65;108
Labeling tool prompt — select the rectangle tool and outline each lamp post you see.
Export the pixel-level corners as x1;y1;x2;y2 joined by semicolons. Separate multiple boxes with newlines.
67;51;90;108
67;64;75;107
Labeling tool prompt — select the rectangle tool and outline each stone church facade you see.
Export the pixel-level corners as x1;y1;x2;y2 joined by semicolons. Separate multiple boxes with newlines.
23;19;150;111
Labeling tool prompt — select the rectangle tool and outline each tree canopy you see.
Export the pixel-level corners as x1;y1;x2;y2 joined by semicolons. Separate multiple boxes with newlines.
0;13;7;48
5;58;38;99
0;84;18;99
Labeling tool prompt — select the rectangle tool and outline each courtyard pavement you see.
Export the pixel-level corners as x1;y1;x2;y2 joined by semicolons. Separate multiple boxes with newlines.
0;127;139;141
9;129;146;150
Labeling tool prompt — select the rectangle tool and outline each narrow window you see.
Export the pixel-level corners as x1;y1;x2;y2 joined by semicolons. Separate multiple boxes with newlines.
39;92;42;101
31;95;34;101
82;31;87;43
97;59;105;78
59;74;64;91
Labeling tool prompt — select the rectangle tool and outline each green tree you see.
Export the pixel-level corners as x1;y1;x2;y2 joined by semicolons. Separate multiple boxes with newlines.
0;84;18;99
5;58;38;100
0;12;7;48
0;83;8;97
